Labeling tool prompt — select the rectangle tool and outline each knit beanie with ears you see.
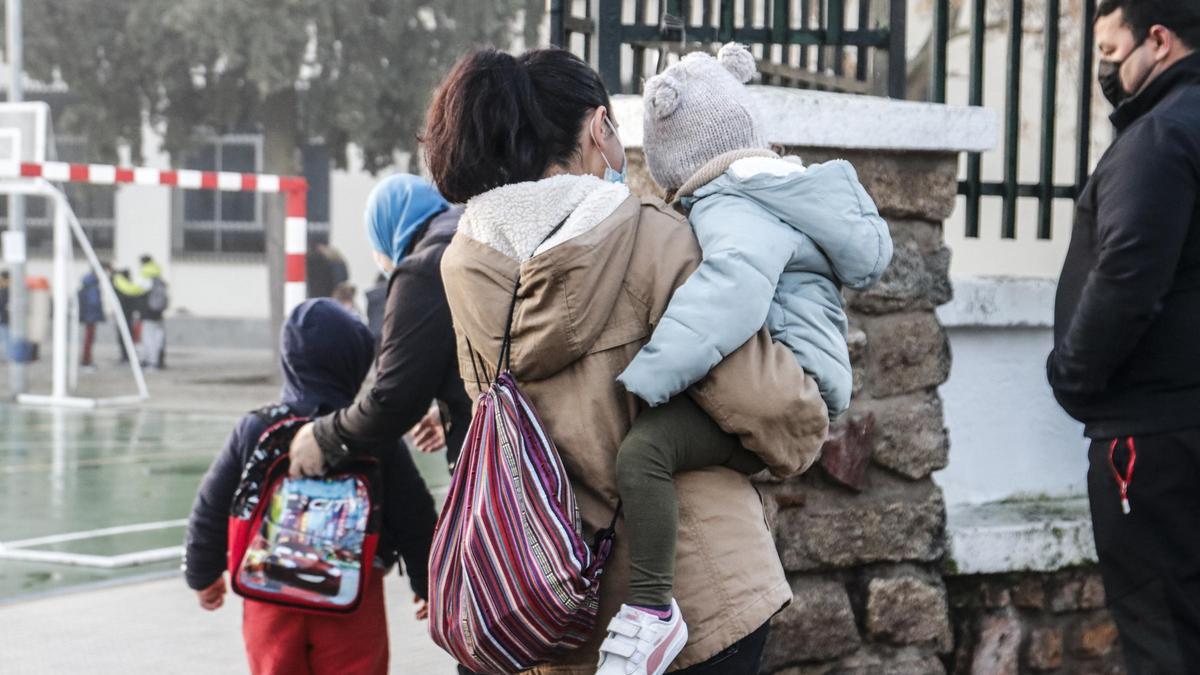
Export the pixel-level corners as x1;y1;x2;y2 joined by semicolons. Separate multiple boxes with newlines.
642;43;768;193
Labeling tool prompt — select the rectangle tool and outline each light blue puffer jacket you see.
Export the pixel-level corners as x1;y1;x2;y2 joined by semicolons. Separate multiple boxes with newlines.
617;156;892;417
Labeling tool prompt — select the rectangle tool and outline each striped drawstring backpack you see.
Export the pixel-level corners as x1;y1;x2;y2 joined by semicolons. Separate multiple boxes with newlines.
428;223;620;674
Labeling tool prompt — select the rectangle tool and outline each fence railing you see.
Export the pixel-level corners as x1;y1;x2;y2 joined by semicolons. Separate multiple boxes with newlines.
552;0;1099;242
550;0;907;99
930;0;1096;240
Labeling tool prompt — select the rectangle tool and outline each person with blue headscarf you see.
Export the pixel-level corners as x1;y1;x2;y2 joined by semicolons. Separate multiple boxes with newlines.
289;174;472;489
364;173;450;274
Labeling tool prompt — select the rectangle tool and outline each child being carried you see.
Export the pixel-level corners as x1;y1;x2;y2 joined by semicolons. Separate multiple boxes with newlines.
597;43;893;675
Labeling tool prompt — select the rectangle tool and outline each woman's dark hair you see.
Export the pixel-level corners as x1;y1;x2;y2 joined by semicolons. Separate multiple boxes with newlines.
423;48;612;204
1098;0;1200;49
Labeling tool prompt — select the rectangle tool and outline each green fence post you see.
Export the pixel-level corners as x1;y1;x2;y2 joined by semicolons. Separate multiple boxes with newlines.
1002;0;1024;239
1076;0;1096;197
1038;0;1060;239
965;0;986;238
932;0;950;103
550;0;565;47
597;0;623;93
887;0;907;99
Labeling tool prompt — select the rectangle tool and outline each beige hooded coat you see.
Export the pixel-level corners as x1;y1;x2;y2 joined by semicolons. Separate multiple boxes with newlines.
440;174;829;672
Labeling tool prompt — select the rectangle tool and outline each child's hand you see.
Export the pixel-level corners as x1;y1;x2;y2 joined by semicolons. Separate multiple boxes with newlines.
197;577;227;611
409;408;446;454
414;596;430;621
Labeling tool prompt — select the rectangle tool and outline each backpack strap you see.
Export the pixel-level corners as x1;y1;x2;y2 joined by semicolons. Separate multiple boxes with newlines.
494;216;571;376
250;403;295;429
586;500;623;577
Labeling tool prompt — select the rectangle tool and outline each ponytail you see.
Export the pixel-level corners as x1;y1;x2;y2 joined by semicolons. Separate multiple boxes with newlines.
423;48;612;203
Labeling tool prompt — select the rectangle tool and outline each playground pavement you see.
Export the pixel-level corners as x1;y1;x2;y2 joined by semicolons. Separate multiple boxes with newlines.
0;573;458;674
0;341;459;673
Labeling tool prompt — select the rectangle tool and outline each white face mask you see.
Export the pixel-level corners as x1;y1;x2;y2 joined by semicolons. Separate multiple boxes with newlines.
372;250;395;276
593;117;627;184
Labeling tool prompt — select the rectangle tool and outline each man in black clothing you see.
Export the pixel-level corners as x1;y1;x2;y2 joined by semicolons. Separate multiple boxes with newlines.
1048;1;1200;671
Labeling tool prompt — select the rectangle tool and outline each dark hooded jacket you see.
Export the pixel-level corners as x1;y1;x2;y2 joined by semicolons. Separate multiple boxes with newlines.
77;272;105;325
313;207;472;469
1049;52;1200;439
183;299;438;597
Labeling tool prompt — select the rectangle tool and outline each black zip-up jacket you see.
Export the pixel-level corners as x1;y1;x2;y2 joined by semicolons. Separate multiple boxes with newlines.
184;300;437;598
1049;52;1200;439
313;207;473;469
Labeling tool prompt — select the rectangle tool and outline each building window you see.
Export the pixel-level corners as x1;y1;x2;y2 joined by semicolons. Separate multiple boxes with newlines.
174;134;263;257
0;135;117;256
173;134;331;259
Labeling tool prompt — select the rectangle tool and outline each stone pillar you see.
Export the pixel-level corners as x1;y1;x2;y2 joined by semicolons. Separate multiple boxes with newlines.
615;87;995;673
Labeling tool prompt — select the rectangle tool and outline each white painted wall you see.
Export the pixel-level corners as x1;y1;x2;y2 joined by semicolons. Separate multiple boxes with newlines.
113;183;170;278
935;277;1089;506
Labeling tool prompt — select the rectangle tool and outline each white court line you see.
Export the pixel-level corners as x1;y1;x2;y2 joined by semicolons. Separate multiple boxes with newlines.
0;546;182;569
0;518;187;550
1;450;213;474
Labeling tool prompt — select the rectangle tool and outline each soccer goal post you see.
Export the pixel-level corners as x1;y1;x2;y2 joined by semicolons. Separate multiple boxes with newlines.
0;160;308;408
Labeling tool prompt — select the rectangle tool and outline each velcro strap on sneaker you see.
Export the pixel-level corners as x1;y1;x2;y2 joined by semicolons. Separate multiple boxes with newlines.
606;617;641;639
600;636;638;659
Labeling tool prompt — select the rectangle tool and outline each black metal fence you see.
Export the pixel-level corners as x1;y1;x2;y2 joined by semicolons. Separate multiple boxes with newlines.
929;0;1097;240
550;0;907;99
551;0;1099;242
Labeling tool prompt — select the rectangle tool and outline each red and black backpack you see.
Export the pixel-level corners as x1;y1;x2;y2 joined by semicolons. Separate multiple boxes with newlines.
227;405;383;614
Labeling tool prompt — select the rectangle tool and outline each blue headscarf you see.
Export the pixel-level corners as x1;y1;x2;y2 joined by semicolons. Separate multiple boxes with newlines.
365;174;450;265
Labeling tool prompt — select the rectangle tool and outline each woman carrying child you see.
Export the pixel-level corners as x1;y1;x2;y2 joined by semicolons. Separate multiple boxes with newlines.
422;46;831;675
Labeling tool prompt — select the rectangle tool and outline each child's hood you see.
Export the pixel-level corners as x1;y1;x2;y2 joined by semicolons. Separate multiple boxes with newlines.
279;298;376;417
686;155;893;289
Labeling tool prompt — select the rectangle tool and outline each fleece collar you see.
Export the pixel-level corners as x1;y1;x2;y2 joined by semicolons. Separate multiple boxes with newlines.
674;148;779;201
458;174;630;261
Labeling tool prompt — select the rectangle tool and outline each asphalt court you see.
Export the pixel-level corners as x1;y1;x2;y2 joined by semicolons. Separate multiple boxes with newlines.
0;406;229;600
0;404;453;602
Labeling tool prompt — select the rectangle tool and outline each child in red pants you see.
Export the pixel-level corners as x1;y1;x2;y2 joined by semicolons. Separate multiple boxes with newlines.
184;299;438;674
241;572;389;674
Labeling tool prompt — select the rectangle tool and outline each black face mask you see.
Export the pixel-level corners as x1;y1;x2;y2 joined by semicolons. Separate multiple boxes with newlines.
1098;38;1149;107
1097;59;1128;106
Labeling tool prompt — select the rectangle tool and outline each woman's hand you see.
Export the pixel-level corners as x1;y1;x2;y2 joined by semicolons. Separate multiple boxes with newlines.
288;422;326;478
414;596;430;621
409;407;446;454
196;577;227;611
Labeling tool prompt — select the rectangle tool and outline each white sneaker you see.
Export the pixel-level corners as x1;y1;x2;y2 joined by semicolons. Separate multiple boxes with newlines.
596;599;688;675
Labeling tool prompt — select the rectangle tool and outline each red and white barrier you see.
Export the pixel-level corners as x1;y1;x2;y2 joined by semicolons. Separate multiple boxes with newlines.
0;160;310;314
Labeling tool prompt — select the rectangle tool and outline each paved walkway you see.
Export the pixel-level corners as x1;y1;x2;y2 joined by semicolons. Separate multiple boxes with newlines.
0;343;461;673
0;574;458;674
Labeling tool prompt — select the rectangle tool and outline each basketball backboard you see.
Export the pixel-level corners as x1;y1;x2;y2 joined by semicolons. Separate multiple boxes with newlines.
0;100;50;164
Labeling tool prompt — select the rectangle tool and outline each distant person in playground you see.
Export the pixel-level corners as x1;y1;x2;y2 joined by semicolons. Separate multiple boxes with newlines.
331;281;360;319
77;264;107;370
137;255;168;370
184;298;438;675
306;242;350;299
110;267;143;364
